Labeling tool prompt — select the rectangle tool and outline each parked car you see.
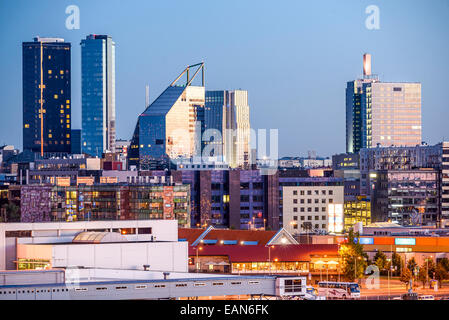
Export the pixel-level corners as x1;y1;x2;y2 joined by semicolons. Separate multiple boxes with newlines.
418;295;435;300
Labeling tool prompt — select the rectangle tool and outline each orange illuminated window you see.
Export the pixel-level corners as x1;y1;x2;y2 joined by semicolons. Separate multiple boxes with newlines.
24;124;29;128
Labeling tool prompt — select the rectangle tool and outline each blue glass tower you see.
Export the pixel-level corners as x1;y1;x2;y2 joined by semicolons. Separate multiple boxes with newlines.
81;35;116;157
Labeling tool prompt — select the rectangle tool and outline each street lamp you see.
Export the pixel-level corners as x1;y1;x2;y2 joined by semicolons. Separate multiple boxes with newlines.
195;246;203;273
266;245;275;274
354;256;362;282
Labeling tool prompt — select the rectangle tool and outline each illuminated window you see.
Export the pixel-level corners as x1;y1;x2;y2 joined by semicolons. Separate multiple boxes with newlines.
24;124;29;128
60;110;64;114
48;70;52;74
66;125;70;128
66;134;70;139
54;94;58;99
48;55;51;59
60;70;64;75
66;100;70;104
48;134;52;138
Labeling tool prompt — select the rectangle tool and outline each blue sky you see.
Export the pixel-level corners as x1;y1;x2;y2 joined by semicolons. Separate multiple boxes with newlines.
0;0;448;157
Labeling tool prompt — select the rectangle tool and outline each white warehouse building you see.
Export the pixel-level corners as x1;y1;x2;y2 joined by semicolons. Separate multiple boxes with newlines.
0;220;186;272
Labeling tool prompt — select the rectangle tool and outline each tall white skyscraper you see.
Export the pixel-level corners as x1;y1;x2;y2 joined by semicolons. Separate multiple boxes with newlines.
81;34;116;157
346;54;422;152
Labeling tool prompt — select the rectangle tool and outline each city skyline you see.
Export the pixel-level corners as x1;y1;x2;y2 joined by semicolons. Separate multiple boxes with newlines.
1;0;449;157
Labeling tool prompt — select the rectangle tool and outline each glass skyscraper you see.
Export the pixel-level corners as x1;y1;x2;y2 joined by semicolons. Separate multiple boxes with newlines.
128;63;205;170
22;37;71;155
205;90;251;168
81;35;116;157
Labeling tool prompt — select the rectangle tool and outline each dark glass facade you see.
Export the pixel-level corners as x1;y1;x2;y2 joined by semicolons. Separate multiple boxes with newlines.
71;129;81;154
22;38;71;154
372;169;439;226
20;184;191;227
345;81;363;153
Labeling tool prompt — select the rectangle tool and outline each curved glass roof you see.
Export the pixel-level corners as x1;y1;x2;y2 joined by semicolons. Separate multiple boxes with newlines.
72;232;128;244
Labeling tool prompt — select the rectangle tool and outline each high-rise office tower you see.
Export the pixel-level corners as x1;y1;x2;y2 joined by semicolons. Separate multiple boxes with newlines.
128;63;205;170
346;54;421;152
204;90;251;168
22;37;72;155
361;82;421;149
81;34;116;157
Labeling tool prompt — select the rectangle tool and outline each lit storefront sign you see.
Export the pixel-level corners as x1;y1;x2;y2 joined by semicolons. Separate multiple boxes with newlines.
395;238;416;245
355;237;374;245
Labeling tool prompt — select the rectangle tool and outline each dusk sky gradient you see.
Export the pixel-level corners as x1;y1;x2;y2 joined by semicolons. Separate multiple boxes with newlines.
0;0;448;157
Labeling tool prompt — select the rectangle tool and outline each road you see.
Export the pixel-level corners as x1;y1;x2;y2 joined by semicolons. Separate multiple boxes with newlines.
357;277;449;299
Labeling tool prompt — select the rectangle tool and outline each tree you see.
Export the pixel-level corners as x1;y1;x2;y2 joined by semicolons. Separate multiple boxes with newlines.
407;257;417;273
418;267;428;288
400;267;412;289
373;250;387;274
339;229;367;282
438;258;449;272
391;252;403;276
1;203;20;222
435;264;449;287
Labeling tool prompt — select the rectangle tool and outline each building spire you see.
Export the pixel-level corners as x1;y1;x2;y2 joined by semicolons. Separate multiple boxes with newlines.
363;53;372;77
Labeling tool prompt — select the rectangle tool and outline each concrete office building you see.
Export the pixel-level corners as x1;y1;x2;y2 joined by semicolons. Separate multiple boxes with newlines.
371;169;439;226
281;179;344;235
81;35;116;157
171;169;279;230
361;81;422;149
442;142;449;227
359;143;442;196
22;37;72;155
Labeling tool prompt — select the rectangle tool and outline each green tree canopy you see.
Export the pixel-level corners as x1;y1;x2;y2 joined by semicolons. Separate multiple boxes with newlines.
373;250;388;272
339;229;367;282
